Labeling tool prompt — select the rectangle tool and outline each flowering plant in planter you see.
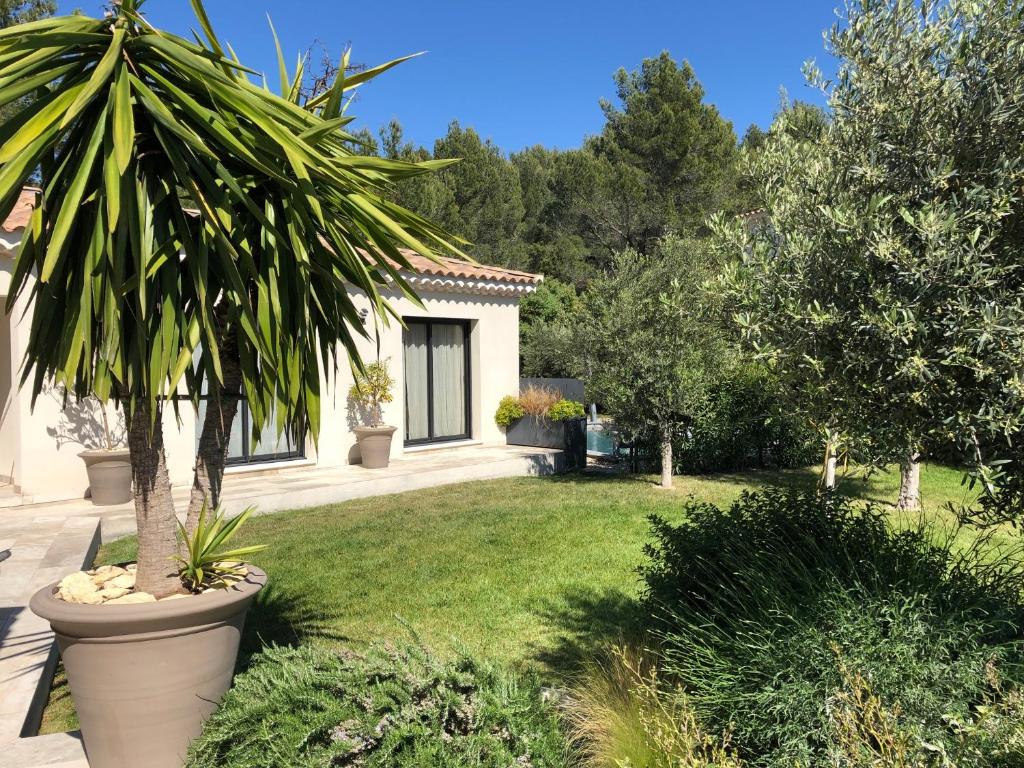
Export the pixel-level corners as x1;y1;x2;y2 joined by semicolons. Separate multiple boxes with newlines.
494;389;584;427
348;360;395;428
349;359;398;469
548;398;586;421
494;395;525;428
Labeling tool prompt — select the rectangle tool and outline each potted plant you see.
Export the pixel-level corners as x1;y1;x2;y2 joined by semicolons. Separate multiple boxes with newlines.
498;386;587;466
6;2;460;765
349;359;397;468
30;505;266;768
77;398;132;505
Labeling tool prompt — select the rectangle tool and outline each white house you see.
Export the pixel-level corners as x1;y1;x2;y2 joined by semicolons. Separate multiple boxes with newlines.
0;188;542;506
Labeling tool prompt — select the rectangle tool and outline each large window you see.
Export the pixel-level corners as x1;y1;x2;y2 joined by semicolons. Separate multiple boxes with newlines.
403;319;471;445
195;396;304;466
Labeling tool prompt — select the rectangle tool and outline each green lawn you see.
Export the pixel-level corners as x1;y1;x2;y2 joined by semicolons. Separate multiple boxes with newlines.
40;463;983;735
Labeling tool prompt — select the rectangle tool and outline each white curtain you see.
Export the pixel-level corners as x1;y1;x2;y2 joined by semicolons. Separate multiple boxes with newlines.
431;324;466;438
404;324;430;441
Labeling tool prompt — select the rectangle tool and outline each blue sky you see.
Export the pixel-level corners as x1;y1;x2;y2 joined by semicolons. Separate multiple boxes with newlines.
59;1;841;152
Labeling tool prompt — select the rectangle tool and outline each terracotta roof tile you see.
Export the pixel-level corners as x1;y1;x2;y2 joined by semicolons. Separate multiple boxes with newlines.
2;187;39;233
389;249;541;285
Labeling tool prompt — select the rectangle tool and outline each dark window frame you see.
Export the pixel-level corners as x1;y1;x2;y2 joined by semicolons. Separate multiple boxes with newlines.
195;395;306;466
403;318;472;447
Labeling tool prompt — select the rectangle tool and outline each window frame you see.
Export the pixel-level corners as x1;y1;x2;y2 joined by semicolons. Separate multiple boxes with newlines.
403;318;472;447
195;395;306;466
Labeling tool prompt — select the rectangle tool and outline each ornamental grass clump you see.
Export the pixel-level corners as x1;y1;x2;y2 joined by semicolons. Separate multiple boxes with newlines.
565;645;741;768
186;641;571;768
519;384;562;418
494;387;584;427
640;489;1024;767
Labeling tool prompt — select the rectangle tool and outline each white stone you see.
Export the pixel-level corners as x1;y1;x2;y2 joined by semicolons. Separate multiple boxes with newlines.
60;588;104;605
97;587;130;601
159;593;189;601
57;571;100;603
58;571;95;593
105;572;135;590
105;591;156;605
89;565;127;585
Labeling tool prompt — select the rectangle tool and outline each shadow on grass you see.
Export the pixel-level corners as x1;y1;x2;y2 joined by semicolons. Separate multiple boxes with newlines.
551;463;904;507
540;468;655;487
530;585;649;679
238;581;350;670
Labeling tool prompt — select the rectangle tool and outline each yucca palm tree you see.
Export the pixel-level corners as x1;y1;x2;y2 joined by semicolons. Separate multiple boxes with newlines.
0;0;462;596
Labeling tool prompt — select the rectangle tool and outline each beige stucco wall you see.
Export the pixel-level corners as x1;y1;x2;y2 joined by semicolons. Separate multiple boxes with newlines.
314;287;522;468
0;242;526;504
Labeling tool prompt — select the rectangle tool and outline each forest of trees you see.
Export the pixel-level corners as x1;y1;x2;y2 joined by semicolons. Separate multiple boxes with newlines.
348;51;819;482
354;51;763;288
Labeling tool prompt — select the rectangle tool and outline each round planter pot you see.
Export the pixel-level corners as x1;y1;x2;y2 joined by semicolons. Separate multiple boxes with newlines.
30;567;266;768
354;425;397;469
78;448;132;505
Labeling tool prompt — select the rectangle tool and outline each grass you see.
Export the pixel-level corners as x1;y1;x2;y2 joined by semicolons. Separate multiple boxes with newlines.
38;463;984;736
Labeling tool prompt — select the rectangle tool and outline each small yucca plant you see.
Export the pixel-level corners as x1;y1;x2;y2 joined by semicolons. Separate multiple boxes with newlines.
175;504;266;591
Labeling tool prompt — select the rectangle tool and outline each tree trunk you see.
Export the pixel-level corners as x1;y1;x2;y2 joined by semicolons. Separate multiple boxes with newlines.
126;399;181;598
186;323;241;535
897;451;921;511
660;425;673;489
823;441;837;490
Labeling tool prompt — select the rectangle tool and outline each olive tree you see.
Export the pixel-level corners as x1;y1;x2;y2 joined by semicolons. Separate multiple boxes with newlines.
716;0;1024;514
0;1;459;595
575;235;724;489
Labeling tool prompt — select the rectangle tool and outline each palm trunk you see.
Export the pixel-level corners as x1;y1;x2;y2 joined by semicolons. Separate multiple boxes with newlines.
186;323;241;535
823;441;837;490
897;450;921;511
660;424;673;489
126;399;181;598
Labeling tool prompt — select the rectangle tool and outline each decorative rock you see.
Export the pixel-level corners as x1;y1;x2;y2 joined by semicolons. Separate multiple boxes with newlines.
159;593;189;601
58;571;101;603
105;573;136;590
97;587;131;601
105;591;156;605
90;565;127;585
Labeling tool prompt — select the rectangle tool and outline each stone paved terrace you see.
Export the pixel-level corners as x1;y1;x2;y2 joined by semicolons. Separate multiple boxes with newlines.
0;443;564;767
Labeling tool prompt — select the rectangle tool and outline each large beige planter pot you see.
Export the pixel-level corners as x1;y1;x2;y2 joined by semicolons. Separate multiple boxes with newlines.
354;425;396;469
30;567;266;768
78;448;132;505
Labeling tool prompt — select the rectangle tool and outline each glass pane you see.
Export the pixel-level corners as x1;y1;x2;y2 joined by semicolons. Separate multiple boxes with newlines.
195;399;245;460
404;324;430;441
431;324;466;438
251;404;297;458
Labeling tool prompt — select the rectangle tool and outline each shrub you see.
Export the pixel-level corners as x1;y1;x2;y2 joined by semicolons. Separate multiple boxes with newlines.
548;399;585;422
187;642;570;768
640;490;1024;767
520;384;561;417
672;364;817;474
495;395;526;428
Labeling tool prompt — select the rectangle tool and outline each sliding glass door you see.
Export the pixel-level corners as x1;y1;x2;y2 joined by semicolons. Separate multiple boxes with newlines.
404;319;471;445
